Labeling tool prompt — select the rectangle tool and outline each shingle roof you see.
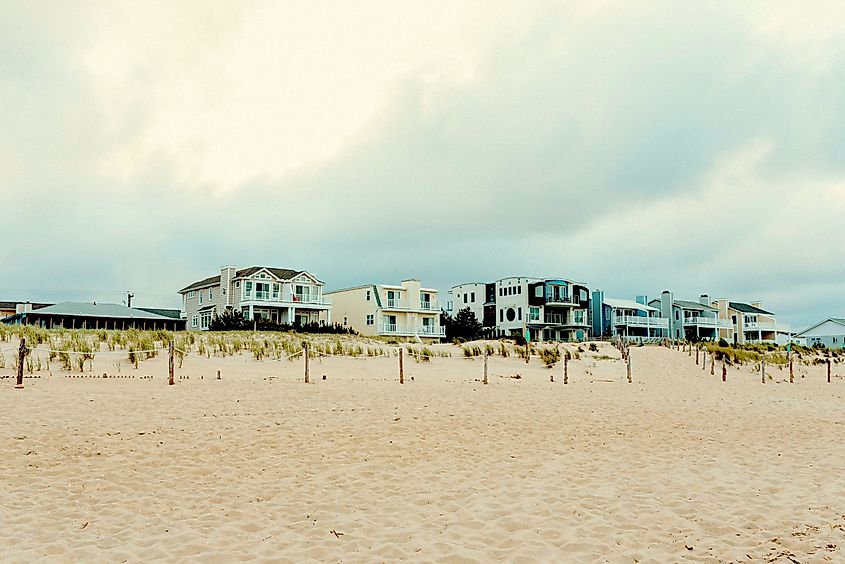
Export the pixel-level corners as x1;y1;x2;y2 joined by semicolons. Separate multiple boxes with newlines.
27;302;175;320
179;266;309;294
674;299;718;312
137;307;183;319
729;302;773;315
179;275;221;294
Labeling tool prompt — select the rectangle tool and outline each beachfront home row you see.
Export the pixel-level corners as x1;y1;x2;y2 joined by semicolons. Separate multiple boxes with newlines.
327;279;444;342
448;277;591;342
179;266;331;330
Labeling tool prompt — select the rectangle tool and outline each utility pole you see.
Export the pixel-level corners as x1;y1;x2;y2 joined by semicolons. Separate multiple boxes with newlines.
126;292;135;308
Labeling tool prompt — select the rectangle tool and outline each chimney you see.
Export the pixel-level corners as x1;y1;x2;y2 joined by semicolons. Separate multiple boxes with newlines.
751;301;763;309
220;265;238;306
699;293;710;306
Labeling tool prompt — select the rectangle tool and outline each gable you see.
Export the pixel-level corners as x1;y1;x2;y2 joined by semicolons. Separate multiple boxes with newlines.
291;272;319;285
797;319;845;338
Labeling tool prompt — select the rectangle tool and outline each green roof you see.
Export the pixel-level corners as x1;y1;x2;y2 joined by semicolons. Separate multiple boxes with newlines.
729;302;773;315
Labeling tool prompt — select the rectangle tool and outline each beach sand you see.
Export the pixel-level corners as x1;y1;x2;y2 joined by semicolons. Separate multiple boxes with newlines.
2;342;844;562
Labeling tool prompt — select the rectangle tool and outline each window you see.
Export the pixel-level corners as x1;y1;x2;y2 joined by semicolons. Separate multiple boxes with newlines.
366;290;371;301
506;308;516;322
343;316;348;326
255;282;270;300
470;292;475;302
535;286;543;298
463;293;468;304
188;291;195;299
675;311;680;320
200;311;212;329
244;281;253;299
500;310;504;322
235;281;240;288
208;289;213;300
529;306;540;322
199;292;203;305
366;314;374;325
499;288;503;297
517;286;521;295
518;307;522;321
191;315;198;328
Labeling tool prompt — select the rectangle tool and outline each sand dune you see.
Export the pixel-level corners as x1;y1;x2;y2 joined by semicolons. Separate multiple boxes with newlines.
2;341;844;562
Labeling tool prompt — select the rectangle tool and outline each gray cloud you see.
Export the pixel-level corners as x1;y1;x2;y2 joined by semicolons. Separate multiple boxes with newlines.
1;1;844;329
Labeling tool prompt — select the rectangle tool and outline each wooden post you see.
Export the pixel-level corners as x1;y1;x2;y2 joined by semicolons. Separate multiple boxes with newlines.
564;351;569;385
483;349;488;385
217;369;221;380
549;349;554;383
827;359;831;384
695;346;699;365
626;353;632;384
399;347;404;384
761;358;765;384
789;357;793;384
15;338;25;389
710;354;715;376
525;340;529;365
168;341;175;385
304;343;310;384
722;361;727;383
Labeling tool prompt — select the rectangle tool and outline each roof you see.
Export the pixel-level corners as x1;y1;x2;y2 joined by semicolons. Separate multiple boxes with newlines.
137;307;183;319
729;302;773;315
179;266;314;294
604;298;658;312
0;301;52;310
179;275;221;294
25;302;176;320
796;318;845;337
673;299;718;312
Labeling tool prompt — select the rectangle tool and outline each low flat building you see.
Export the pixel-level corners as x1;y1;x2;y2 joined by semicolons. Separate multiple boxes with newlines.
327;279;444;342
3;302;185;331
795;318;845;349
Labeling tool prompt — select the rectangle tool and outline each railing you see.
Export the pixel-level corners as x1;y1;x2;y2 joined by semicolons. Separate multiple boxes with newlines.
384;299;405;309
545;296;577;306
243;294;331;306
744;322;777;331
379;323;445;336
419;301;440;311
684;316;730;328
544;314;566;325
612;315;669;328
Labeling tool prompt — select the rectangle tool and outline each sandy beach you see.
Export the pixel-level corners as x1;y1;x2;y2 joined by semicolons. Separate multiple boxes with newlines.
2;341;844;562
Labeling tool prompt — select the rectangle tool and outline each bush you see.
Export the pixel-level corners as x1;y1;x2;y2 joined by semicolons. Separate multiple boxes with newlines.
540;347;560;367
718;338;729;348
588;343;598;352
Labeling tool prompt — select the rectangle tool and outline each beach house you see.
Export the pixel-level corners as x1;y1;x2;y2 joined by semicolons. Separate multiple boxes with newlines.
179;266;331;330
795;318;845;349
450;276;591;342
648;291;729;341
712;299;777;344
591;291;669;340
326;279;444;341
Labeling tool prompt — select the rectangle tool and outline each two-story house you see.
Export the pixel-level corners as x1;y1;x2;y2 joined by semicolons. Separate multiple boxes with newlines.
712;299;777;344
179;265;331;330
449;276;591;342
591;290;669;339
649;291;730;341
327;279;444;342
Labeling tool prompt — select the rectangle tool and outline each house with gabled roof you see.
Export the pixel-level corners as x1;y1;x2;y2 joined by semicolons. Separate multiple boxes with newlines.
712;299;777;344
795;318;845;349
179;265;331;330
327;279;444;342
592;291;669;340
648;291;731;341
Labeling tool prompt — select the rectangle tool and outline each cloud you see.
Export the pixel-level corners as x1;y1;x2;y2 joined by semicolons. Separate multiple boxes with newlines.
1;1;843;328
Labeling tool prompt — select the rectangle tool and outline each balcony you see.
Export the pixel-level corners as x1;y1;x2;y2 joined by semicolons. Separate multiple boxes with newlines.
545;296;578;307
379;323;445;336
540;312;589;326
684;316;730;329
744;322;777;332
612;315;669;329
241;293;331;306
419;300;440;311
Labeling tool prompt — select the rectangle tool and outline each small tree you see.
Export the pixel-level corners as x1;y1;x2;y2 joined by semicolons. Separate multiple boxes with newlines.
209;309;249;331
445;307;484;341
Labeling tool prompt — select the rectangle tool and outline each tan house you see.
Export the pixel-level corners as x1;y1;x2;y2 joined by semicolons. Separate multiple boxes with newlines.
179;266;331;330
712;299;777;344
327;279;444;342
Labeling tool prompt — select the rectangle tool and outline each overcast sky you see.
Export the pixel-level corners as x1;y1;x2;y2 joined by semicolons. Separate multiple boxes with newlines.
2;1;844;329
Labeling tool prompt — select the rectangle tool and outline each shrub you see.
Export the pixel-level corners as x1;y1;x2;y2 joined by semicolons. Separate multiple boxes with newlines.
540;347;560;367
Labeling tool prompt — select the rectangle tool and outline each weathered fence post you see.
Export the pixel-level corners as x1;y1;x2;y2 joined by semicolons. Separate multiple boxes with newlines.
626;353;632;384
483;349;488;385
564;351;569;385
695;346;699;365
828;359;831;384
399;347;404;384
722;361;727;383
710;354;715;376
789;356;793;384
761;358;766;384
15;338;25;389
304;342;310;384
168;341;175;386
525;340;529;365
550;348;555;383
